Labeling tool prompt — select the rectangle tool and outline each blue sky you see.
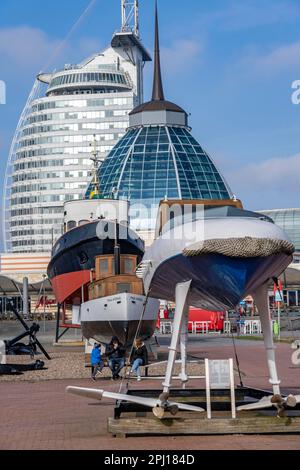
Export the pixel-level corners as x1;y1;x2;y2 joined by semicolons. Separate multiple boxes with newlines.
1;0;300;248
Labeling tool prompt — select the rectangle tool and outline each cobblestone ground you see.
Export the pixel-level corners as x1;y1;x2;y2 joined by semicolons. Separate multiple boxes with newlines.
0;351;205;382
0;340;299;450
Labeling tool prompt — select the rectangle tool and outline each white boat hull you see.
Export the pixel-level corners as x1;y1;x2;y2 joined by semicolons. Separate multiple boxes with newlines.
80;293;160;345
139;216;293;311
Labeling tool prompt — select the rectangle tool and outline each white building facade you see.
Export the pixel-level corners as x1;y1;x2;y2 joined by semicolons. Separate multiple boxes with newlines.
4;29;150;253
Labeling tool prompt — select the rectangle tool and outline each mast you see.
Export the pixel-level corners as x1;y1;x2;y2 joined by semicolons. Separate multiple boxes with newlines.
89;135;103;199
121;0;140;37
152;1;165;101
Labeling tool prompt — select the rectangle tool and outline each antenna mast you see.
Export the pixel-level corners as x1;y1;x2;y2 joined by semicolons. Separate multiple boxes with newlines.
89;135;103;199
121;0;139;37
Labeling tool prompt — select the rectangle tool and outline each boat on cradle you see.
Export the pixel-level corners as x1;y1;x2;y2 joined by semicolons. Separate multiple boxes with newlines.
80;252;159;345
137;198;294;312
47;198;159;345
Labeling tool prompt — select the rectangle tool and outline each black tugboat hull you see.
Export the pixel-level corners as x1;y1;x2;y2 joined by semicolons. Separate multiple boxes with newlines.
47;220;144;304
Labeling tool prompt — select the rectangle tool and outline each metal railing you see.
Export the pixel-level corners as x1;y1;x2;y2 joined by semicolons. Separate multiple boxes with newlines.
160;320;214;335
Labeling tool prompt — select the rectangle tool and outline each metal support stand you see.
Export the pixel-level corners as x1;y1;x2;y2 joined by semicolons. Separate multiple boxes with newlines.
205;359;211;419
255;283;281;396
55;304;61;344
179;305;189;385
55;303;71;343
162;280;191;396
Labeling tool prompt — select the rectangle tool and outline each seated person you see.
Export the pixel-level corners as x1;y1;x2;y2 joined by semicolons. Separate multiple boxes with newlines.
130;338;148;381
105;336;126;380
91;343;104;381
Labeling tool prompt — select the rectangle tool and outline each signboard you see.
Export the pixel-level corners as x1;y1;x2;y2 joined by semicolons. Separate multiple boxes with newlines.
205;358;236;419
208;359;231;389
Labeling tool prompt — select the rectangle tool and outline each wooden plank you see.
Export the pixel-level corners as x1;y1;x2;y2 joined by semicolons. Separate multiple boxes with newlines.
108;416;300;436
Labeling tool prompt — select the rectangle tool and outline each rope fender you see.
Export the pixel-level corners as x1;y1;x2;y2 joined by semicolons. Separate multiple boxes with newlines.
183;237;295;258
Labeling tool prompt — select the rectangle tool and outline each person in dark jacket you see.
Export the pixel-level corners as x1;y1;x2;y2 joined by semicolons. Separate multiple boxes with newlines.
91;343;104;381
105;336;126;380
130;339;148;381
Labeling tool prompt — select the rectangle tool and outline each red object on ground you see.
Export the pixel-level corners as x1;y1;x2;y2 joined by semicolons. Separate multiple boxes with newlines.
188;308;225;331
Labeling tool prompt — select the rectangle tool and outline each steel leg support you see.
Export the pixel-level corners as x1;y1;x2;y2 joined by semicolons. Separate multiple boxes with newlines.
179;305;189;385
255;283;281;396
162;280;191;397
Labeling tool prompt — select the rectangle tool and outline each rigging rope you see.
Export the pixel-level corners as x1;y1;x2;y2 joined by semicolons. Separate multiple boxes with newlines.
118;288;153;394
43;0;98;71
231;331;244;387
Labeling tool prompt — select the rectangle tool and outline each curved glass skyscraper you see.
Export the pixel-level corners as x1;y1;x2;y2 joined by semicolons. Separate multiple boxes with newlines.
89;8;232;231
4;23;150;253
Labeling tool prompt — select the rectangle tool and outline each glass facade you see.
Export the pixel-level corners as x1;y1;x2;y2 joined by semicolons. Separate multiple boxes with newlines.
87;125;232;228
259;209;300;252
7;93;131;252
26;110;129;125
48;72;130;89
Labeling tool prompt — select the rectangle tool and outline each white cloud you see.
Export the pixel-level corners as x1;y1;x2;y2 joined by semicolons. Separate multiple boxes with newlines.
227;153;300;209
161;39;203;74
0;26;60;71
197;1;300;78
240;40;300;75
199;0;300;32
236;153;300;185
0;26;102;74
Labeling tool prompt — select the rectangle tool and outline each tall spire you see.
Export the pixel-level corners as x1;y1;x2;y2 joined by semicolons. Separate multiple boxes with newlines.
152;1;165;101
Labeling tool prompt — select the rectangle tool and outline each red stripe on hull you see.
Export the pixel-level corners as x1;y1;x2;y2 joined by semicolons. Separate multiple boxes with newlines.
51;271;90;304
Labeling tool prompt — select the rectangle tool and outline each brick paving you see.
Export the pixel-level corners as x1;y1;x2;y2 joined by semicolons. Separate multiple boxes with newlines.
0;340;300;450
189;340;300;393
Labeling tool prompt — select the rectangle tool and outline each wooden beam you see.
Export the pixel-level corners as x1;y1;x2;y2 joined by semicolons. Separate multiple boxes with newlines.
108;415;300;436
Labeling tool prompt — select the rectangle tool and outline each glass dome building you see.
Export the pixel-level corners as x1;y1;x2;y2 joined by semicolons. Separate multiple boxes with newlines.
87;7;233;231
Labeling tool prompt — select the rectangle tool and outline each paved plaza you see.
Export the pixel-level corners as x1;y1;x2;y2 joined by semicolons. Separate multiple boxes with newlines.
0;337;300;450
